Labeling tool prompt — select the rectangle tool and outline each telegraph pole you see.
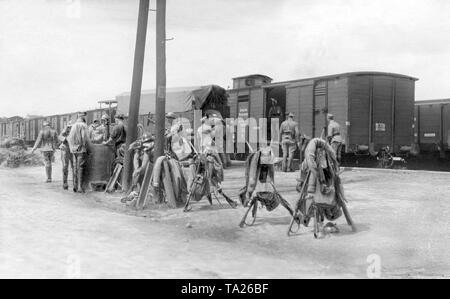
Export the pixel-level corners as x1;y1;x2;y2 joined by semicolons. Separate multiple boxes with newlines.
154;0;166;158
122;0;150;191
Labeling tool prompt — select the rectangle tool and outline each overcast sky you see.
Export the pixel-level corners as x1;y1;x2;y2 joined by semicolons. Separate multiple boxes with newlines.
0;0;449;117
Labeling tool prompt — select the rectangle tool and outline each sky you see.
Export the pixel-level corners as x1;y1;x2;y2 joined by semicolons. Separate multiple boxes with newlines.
0;0;449;117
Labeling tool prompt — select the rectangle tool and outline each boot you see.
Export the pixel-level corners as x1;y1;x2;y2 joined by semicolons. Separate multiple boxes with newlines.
62;169;68;190
207;194;213;205
45;166;52;183
287;156;294;172
77;168;85;193
73;165;78;193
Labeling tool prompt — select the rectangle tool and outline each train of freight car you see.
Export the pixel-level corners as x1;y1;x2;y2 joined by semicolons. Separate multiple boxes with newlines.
0;108;116;145
228;72;418;156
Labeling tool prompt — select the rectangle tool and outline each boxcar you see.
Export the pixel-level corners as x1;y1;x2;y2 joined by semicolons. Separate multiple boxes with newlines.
0;118;7;140
414;99;450;152
228;72;418;154
5;116;25;139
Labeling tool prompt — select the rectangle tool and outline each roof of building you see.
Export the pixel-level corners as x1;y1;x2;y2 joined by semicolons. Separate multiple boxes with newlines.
262;71;418;88
232;74;273;81
115;85;227;116
415;99;450;106
7;116;24;121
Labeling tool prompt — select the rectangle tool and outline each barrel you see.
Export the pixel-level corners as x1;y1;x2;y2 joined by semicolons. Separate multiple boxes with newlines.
87;144;115;184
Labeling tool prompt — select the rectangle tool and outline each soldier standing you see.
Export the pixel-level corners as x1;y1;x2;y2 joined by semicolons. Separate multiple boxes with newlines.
31;121;58;183
89;119;106;144
267;98;283;140
68;118;91;193
280;112;300;172
100;114;110;140
59;121;75;190
103;114;127;157
327;114;343;162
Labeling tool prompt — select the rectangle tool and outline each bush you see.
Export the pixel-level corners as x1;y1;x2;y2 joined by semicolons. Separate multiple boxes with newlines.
0;148;44;168
0;137;27;150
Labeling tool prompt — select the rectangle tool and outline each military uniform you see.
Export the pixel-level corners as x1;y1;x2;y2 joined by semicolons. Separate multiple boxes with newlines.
280;116;300;172
131;136;154;190
32;125;58;182
327;118;343;161
89;123;106;144
68;121;91;193
59;125;74;190
104;116;126;158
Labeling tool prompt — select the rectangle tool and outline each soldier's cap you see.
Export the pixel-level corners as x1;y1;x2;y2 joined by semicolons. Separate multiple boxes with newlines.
141;133;154;143
43;121;50;127
166;112;177;119
115;114;125;120
270;98;277;103
327;113;334;119
101;114;110;120
287;112;295;117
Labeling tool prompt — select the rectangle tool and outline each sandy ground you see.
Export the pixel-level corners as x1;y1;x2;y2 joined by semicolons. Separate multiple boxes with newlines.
0;157;450;279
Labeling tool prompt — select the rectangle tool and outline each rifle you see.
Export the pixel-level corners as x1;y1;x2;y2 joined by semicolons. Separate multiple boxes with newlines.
287;170;310;236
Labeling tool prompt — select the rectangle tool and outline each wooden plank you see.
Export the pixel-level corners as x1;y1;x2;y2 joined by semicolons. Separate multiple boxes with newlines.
327;78;348;142
136;161;153;209
394;79;415;147
298;85;314;137
249;88;264;120
348;76;371;146
372;77;393;149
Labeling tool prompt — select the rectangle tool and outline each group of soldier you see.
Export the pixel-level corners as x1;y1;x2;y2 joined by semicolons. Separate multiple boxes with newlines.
279;110;343;173
30;103;343;206
31;112;127;193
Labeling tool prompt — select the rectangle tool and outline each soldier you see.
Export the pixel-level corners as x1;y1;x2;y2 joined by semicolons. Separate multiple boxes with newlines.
268;98;283;121
103;114;126;157
132;133;154;188
59;121;75;190
196;116;214;153
280;112;300;172
100;114;110;140
165;112;182;138
31;121;58;183
89;119;105;144
68;118;92;193
77;112;87;123
327;114;344;162
267;98;283;140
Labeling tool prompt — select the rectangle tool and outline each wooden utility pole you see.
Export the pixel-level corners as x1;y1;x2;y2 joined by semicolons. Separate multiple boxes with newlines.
122;0;150;191
154;0;167;158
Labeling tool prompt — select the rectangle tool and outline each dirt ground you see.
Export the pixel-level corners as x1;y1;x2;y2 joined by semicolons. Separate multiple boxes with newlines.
0;157;449;279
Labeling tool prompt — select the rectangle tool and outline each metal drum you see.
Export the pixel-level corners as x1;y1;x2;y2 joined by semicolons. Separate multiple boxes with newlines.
87;144;115;184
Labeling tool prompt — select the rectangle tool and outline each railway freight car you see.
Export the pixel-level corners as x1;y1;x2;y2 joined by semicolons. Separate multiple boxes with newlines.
3;116;25;139
228;72;418;155
0;118;7;140
414;99;450;155
24;117;40;145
